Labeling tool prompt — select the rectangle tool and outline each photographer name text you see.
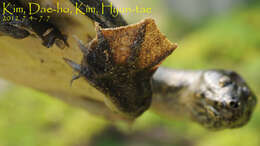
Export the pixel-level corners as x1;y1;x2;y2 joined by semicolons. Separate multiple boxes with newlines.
2;2;152;17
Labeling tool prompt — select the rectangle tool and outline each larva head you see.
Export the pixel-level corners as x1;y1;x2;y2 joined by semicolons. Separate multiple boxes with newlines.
193;70;257;129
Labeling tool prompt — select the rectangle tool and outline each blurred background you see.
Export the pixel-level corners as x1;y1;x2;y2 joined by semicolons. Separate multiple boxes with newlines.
0;0;260;145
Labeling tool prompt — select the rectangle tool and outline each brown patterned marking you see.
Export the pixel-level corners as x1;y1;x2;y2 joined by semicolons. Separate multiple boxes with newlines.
98;18;177;69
